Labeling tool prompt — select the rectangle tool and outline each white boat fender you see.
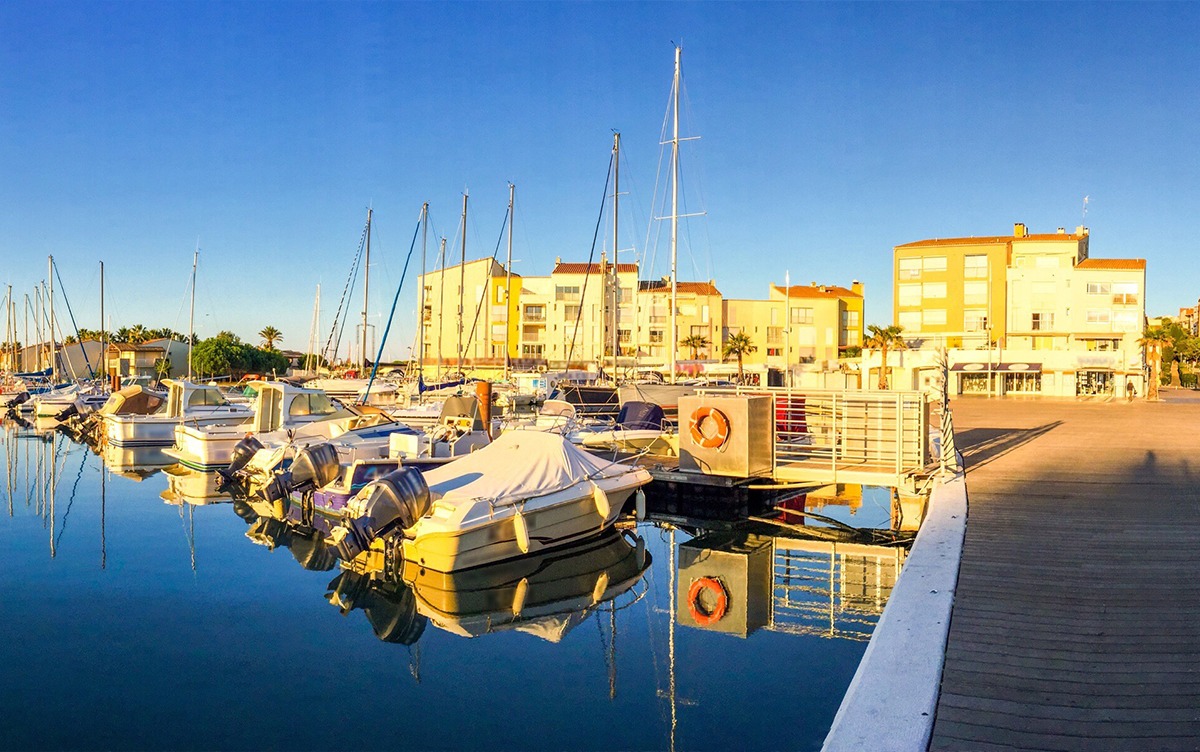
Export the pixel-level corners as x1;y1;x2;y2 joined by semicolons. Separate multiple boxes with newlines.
635;535;646;569
513;509;531;554
591;571;610;604
592;482;610;521
512;576;529;617
635;488;646;521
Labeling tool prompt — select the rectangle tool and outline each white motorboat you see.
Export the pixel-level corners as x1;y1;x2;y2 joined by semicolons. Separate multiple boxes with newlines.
34;382;108;419
234;395;491;506
329;430;651;573
163;380;364;470
103;379;253;448
578;401;678;457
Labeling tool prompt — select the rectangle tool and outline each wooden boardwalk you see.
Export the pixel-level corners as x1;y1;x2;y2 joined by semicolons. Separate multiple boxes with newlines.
930;393;1200;751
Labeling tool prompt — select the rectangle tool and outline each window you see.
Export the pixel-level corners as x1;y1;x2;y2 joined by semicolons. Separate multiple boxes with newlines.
964;255;988;279
618;329;631;343
1085;339;1119;351
965;309;989;331
791;307;814;324
770;308;780;326
1113;282;1138;305
898;311;921;330
898;258;920;279
495;286;506;304
1086;282;1111;295
649;330;664;344
1086;309;1111;325
922;256;947;272
922;282;947;299
1114;311;1139;331
898;284;921;307
564;304;580;321
690;325;707;337
766;348;782;356
844;311;860;327
524;304;545;321
767;327;783;345
555;285;581;301
522;325;541;341
923;309;947;326
963;281;987;304
521;344;545;357
1030;312;1053;331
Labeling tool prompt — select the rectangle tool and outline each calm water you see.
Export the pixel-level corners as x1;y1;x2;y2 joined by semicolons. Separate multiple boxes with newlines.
0;419;905;751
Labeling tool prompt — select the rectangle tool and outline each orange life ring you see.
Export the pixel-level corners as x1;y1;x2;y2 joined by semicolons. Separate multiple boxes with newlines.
687;576;729;626
689;406;730;449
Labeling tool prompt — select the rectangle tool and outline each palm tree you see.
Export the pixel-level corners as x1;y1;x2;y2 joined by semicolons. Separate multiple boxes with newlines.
865;324;907;390
1139;327;1171;400
127;324;149;344
680;333;710;360
259;325;282;350
722;331;757;384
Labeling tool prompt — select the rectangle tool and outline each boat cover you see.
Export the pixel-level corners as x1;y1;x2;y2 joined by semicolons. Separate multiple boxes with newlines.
616;401;665;431
99;385;165;416
421;430;632;506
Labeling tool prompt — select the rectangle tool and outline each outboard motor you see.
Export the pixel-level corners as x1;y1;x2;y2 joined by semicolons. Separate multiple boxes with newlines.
223;435;265;478
56;404;79;422
289;443;341;493
5;391;31;410
326;571;427;646
329;466;431;561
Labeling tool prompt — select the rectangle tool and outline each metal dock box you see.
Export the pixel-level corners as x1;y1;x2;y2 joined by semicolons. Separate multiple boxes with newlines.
678;394;774;478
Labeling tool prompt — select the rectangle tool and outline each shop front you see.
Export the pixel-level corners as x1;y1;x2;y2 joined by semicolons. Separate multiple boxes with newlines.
951;361;1043;396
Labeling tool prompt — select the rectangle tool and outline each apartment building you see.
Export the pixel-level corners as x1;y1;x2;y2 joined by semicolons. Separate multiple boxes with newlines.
637;279;723;365
724;282;864;371
890;224;1147;397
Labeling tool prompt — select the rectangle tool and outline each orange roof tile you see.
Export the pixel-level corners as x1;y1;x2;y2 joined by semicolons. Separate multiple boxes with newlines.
552;262;638;275
1076;258;1146;270
639;280;721;295
895;233;1085;249
772;283;862;299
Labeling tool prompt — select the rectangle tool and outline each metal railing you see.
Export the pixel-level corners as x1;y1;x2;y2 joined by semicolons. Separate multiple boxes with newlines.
695;386;931;483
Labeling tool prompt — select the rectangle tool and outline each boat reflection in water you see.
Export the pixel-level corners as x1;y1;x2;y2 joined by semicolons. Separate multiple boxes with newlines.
236;500;341;572
330;527;650;643
100;444;175;481
159;465;233;506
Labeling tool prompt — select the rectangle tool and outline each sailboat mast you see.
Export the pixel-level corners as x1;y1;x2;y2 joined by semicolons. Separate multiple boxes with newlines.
612;132;620;382
188;248;198;380
504;184;514;382
437;236;447;376
362;207;373;374
23;294;29;372
418;202;429;379
47;256;56;381
306;284;321;373
669;47;681;385
99;262;105;387
457;193;467;374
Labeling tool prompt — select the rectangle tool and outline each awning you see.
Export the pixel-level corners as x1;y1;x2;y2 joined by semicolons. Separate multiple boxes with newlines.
951;362;1042;373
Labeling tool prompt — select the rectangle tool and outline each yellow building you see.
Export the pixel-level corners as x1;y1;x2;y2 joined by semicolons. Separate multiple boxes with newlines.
724;282;864;370
890;223;1147;397
635;279;724;365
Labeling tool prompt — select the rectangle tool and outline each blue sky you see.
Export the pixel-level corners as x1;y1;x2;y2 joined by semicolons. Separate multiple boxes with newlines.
3;2;1198;360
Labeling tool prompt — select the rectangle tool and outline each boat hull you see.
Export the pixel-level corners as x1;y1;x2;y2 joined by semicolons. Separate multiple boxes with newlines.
402;475;646;573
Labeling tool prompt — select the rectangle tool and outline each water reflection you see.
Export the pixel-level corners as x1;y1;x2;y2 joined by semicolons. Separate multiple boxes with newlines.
0;415;914;751
101;444;174;481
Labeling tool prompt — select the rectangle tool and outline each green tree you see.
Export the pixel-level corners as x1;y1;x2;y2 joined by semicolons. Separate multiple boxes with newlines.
680;333;710;360
865;324;907;390
722;331;757;384
1139;327;1171;401
190;336;240;378
258;325;283;350
153;356;172;386
127;324;149;344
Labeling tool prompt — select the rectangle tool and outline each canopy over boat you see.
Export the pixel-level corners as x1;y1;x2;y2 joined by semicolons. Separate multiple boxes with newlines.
97;385;165;416
422;430;630;506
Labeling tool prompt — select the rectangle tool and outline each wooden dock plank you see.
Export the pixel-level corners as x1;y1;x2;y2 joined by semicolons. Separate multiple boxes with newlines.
929;394;1200;750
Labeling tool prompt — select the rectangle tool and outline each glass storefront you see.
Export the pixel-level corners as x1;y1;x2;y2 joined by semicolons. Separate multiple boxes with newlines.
1004;372;1042;394
1076;370;1114;396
